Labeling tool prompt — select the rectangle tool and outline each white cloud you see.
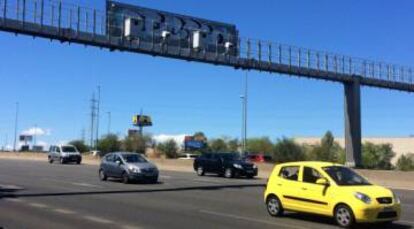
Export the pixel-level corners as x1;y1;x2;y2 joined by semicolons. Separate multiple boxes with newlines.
21;127;51;136
153;134;187;146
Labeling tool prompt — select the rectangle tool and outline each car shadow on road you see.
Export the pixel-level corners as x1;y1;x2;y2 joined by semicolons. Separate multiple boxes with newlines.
0;183;266;199
202;174;263;180
284;212;412;229
0;185;23;199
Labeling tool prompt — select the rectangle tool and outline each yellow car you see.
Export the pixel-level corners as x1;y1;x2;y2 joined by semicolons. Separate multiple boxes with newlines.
264;161;401;228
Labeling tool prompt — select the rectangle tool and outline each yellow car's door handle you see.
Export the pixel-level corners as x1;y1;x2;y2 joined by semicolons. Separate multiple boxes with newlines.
277;183;282;186
301;187;307;190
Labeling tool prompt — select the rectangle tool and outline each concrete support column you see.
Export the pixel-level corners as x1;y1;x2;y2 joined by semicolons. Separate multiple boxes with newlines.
344;77;362;168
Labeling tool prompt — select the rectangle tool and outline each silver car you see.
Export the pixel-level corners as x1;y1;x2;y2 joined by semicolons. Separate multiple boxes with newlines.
99;152;159;184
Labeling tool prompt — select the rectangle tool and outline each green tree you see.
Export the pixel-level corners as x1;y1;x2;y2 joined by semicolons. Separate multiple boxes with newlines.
362;142;395;170
208;138;229;152
68;140;89;153
227;138;239;152
157;139;178;159
396;153;414;171
308;131;345;163
97;134;121;155
122;134;152;154
273;138;305;163
193;132;207;142
247;137;273;154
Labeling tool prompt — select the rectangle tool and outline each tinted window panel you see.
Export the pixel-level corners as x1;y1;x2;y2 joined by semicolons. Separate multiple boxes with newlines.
303;167;322;184
279;166;299;181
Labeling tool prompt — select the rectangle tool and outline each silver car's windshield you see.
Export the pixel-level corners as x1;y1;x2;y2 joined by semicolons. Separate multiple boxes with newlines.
122;154;148;163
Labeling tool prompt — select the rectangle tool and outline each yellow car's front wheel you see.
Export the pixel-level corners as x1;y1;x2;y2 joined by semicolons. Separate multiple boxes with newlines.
266;195;284;217
334;204;355;228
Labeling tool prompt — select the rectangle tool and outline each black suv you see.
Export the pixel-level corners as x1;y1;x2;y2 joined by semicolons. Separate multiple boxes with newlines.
193;153;258;178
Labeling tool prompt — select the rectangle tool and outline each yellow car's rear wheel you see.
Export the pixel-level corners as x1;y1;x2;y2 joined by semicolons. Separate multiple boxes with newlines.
266;195;284;217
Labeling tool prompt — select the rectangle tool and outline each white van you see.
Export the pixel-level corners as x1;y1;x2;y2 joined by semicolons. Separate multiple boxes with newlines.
48;145;82;164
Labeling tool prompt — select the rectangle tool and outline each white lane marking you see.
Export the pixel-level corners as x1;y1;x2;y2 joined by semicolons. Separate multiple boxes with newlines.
160;175;171;179
0;184;24;190
199;210;309;229
192;178;224;184
399;220;414;225
391;187;414;191
122;225;144;229
28;202;49;209
4;198;24;203
53;208;76;215
402;203;414;208
83;215;114;224
71;182;101;188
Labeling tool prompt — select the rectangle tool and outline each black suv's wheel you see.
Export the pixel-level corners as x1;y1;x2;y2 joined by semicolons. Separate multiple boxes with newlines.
196;166;205;176
224;168;233;178
48;157;53;164
335;204;355;228
122;172;129;184
76;160;81;165
99;169;107;181
266;195;284;217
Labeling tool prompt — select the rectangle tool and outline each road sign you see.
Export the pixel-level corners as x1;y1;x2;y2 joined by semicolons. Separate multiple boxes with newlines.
106;0;239;57
132;115;153;127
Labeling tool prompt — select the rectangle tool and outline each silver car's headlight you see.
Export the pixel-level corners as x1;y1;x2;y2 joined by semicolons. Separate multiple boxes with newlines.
393;192;401;204
128;166;141;173
354;192;371;204
233;164;243;169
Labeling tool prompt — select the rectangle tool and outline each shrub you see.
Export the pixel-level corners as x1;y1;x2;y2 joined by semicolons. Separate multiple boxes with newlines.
208;138;229;153
122;134;152;154
157;139;178;159
396;153;414;171
273;138;305;163
68;140;89;153
362;142;395;170
97;134;121;155
307;131;345;163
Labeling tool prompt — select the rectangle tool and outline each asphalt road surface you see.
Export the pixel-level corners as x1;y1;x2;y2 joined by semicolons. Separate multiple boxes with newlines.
0;159;413;229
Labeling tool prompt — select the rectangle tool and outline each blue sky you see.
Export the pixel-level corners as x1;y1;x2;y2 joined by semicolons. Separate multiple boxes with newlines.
1;0;414;147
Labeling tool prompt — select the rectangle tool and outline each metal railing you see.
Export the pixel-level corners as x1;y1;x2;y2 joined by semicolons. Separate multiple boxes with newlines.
0;0;413;85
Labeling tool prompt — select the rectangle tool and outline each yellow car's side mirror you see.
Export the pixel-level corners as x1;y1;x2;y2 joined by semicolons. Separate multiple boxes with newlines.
316;178;330;186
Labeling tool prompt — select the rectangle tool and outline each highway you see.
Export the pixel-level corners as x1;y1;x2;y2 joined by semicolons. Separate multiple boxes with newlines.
0;159;413;229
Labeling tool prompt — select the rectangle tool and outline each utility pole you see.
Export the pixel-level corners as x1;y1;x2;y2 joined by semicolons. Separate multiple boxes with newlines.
240;72;248;155
33;124;37;149
90;93;96;149
95;86;100;150
13;102;19;152
107;111;111;136
139;108;143;136
81;128;85;143
3;134;8;151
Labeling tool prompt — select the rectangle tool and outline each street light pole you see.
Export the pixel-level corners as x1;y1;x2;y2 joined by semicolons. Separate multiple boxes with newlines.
95;85;100;150
107;111;111;136
13;102;19;152
240;71;248;155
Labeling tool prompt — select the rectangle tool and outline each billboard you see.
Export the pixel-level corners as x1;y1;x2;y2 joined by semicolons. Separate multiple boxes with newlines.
184;135;206;151
132;115;153;127
19;135;33;142
106;1;239;56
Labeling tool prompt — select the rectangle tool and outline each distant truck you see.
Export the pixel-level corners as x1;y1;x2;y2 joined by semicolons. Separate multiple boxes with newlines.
48;145;82;164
